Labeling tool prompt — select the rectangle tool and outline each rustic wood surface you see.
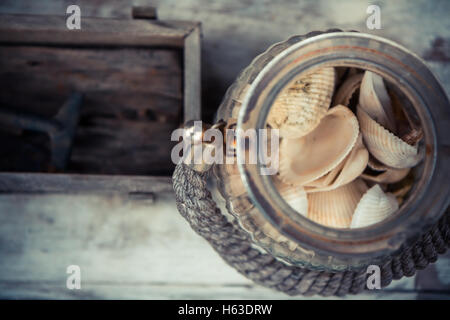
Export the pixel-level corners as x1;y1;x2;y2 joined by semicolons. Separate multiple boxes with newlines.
0;14;198;47
0;45;182;175
0;46;182;116
0;0;448;299
0;190;448;299
0;173;173;194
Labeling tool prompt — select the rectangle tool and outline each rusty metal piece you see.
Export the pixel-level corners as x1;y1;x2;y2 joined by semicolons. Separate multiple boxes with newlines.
182;121;226;173
0;93;82;170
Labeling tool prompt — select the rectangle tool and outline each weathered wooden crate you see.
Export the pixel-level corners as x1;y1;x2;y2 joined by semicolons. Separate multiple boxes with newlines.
0;9;200;194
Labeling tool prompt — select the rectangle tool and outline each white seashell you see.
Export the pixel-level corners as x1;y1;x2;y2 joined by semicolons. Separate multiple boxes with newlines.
359;71;396;133
361;167;410;184
305;133;369;193
333;73;363;107
350;184;399;228
267;67;335;138
278;105;359;186
357;106;422;168
275;180;308;216
307;179;368;228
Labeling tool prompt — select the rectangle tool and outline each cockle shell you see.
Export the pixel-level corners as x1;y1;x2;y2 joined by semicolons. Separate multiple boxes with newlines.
350;184;399;228
307;179;368;228
367;156;387;171
333;73;363;107
361;167;410;184
357;107;422;168
401;128;423;146
359;71;397;133
278;105;359;186
267;67;336;138
305;133;369;193
275;180;308;216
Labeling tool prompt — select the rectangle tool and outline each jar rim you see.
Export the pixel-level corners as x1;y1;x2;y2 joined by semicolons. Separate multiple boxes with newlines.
236;32;450;262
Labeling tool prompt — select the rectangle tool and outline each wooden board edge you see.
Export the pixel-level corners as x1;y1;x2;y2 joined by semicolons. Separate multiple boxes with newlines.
0;172;173;194
0;14;199;47
183;24;202;123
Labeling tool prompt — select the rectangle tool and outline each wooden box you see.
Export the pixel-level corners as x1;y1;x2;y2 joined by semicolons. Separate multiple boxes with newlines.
0;9;200;195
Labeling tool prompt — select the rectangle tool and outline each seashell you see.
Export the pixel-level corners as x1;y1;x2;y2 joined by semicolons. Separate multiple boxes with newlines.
304;159;344;190
267;67;336;138
275;179;308;216
390;173;415;205
367;156;387;172
335;67;349;84
389;88;424;146
307;179;368;228
278;105;359;186
357;106;423;168
359;71;396;133
401;128;423;146
305;133;369;193
392;182;414;205
361;167;410;184
333;73;363;107
350;184;399;228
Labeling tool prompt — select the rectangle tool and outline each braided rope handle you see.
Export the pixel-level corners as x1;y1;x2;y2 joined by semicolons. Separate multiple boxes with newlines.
173;163;449;296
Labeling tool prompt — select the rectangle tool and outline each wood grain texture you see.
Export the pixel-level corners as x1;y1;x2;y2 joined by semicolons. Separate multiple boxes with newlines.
0;14;198;47
1;192;446;300
183;26;202;122
0;45;183;174
0;173;173;194
0;46;182;116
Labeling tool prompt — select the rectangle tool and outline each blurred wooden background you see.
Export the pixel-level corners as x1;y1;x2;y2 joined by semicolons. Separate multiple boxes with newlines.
0;0;449;299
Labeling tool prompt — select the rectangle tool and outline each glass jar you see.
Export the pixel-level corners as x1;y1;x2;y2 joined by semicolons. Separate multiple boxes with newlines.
211;32;449;271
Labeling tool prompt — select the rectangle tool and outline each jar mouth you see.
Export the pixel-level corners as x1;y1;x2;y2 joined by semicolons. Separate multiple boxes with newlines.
236;32;450;259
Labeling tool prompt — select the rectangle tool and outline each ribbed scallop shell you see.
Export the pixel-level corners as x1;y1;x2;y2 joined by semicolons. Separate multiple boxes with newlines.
267;67;336;138
357;107;422;168
350;184;399;228
275;180;308;216
333;73;363;107
278;105;360;186
359;71;397;133
305;133;368;193
307;179;368;228
361;167;410;184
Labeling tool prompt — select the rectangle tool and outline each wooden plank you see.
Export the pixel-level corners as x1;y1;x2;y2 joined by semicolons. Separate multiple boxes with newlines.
70;120;178;175
0;45;183;174
0;45;182;118
183;25;202;122
0;192;445;299
0;45;182;116
0;282;434;300
0;173;173;194
0;14;198;47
